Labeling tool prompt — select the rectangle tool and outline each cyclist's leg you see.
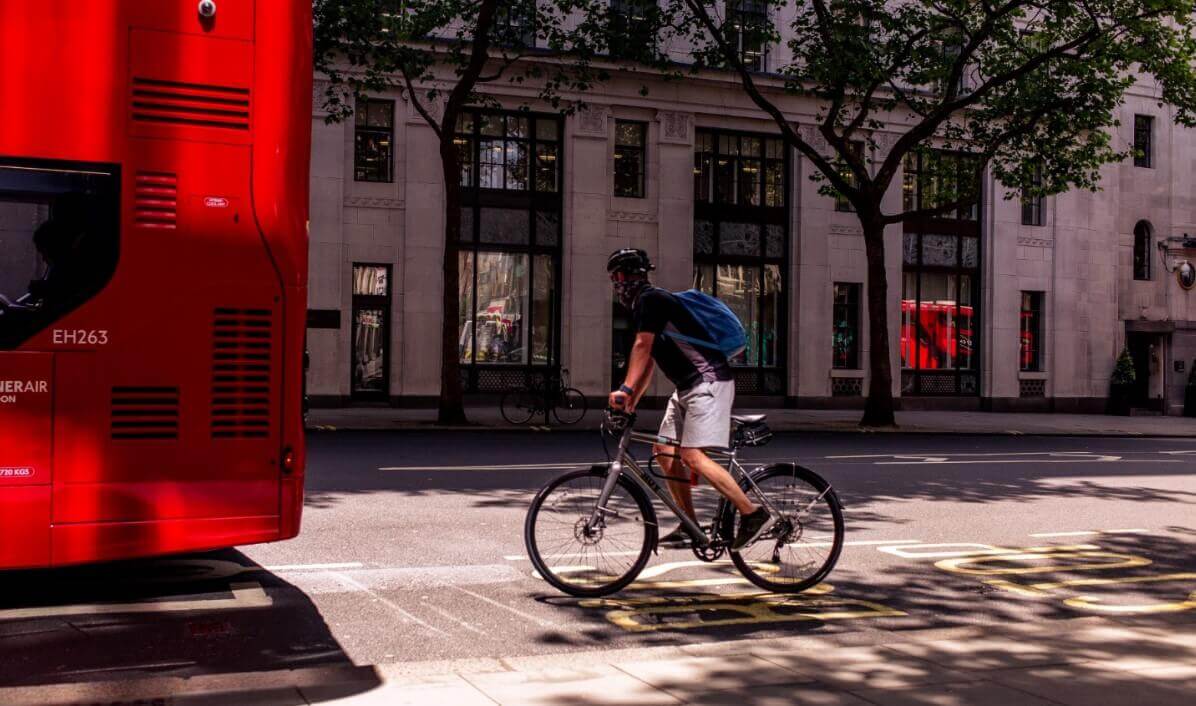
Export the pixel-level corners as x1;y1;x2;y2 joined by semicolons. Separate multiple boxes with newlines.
675;380;758;515
656;392;697;521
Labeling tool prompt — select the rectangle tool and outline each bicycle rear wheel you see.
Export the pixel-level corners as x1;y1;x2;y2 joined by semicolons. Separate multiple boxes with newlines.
501;388;538;425
525;467;656;597
726;463;844;593
551;387;588;425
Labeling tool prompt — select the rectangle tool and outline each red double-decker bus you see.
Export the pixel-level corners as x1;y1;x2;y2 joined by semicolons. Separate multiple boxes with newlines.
0;1;311;568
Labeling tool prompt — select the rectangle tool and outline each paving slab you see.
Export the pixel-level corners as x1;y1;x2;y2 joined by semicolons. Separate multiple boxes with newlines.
460;665;682;705
689;684;875;706
613;654;817;699
884;635;1081;672
983;663;1195;706
848;681;1060;706
302;674;496;705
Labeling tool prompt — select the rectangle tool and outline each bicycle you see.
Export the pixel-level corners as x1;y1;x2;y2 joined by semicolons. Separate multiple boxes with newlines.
500;368;588;426
524;409;844;597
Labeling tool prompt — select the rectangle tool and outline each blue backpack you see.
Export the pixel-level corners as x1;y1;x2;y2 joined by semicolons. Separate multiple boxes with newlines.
662;289;747;359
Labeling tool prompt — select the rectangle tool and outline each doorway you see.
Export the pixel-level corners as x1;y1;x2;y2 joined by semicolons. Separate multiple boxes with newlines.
1126;332;1163;412
351;264;391;402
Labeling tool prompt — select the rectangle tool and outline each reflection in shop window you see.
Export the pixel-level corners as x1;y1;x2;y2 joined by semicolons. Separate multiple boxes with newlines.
354;98;394;183
353;265;388;296
1020;291;1044;372
458;251;557;366
693;128;787;391
0;162;120;350
833;283;861;369
456;110;562;391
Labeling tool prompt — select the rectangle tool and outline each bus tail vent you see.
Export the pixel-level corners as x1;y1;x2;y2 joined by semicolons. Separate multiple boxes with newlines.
131;77;251;132
111;387;180;440
134;171;178;229
211;308;272;439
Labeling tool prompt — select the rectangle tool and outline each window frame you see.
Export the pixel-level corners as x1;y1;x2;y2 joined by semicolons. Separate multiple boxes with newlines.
456;108;564;392
607;0;659;58
1134;114;1153;169
1133;220;1152;281
495;3;537;47
353;98;395;183
693;127;789;394
834;140;865;213
0;158;121;350
900;148;984;397
1019;290;1044;373
726;0;769;72
350;263;393;400
1020;164;1044;226
613;120;647;199
832;282;862;370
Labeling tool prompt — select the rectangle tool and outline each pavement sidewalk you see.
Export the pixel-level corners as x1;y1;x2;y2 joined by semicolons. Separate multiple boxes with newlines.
6;614;1194;705
307;406;1196;437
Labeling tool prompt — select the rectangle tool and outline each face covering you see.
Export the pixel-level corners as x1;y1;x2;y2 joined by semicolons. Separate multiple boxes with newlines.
613;278;649;309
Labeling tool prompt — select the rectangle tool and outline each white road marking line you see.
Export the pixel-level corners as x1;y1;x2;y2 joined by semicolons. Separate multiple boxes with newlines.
0;582;272;620
450;585;561;629
379;462;588;471
502;538;919;562
828;451;1177;461
1029;528;1152;538
264;562;365;572
420;599;488;636
877;455;1136;465
331;572;451;638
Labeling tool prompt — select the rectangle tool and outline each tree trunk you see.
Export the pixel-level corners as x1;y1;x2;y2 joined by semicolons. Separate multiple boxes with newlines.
438;139;468;425
860;218;897;428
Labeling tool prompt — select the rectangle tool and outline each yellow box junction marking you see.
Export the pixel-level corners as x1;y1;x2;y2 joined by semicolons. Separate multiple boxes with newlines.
880;538;1196;616
578;584;904;633
535;559;903;632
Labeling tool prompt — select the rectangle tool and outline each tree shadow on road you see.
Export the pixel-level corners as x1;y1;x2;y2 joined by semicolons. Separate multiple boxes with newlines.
0;549;379;701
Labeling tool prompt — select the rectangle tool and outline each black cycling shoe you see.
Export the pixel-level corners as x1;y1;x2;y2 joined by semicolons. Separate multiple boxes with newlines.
731;508;776;551
658;524;692;548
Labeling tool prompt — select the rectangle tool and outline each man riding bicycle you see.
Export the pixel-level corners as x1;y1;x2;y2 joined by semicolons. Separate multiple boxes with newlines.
606;248;774;551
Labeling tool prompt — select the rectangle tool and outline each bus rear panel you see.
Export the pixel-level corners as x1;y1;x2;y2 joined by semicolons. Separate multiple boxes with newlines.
0;0;312;568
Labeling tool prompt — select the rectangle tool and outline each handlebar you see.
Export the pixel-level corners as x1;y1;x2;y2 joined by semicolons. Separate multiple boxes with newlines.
603;408;636;435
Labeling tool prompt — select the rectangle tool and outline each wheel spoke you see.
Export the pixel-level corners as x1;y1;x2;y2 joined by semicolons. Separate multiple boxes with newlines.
529;472;649;595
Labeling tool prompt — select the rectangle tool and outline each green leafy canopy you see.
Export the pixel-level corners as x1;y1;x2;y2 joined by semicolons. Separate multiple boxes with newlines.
668;0;1196;221
314;0;671;133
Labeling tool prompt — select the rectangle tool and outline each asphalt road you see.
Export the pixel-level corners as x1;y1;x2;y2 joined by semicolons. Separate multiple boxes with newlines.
4;429;1196;688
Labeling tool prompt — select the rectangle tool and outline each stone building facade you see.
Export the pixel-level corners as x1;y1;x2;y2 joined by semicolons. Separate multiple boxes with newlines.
305;68;1196;415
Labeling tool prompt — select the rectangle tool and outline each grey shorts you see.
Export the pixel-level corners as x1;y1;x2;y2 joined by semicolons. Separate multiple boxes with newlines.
658;380;735;449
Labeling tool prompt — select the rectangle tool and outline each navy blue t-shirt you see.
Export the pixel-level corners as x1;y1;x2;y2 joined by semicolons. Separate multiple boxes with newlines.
633;288;732;391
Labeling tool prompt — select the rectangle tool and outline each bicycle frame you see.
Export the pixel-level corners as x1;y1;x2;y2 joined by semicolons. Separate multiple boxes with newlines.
586;425;787;548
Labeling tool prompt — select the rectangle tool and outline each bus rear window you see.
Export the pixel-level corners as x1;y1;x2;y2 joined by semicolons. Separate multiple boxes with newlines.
0;162;119;349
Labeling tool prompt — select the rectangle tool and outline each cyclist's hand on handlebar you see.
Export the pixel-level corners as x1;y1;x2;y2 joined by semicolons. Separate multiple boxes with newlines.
608;390;630;411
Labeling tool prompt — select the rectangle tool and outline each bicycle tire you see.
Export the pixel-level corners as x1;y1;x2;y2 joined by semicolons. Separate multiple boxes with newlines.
500;388;538;425
551;387;588;425
725;463;844;594
525;466;657;598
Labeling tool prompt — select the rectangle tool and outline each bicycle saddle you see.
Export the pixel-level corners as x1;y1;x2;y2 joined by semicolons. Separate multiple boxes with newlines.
731;414;766;426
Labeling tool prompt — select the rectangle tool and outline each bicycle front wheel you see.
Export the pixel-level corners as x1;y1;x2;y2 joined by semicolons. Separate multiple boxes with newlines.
551;388;588;425
727;463;844;593
501;388;538;425
525;467;656;597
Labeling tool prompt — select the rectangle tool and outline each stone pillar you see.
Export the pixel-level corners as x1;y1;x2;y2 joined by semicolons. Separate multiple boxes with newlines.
307;80;348;402
565;104;613;396
400;99;444;398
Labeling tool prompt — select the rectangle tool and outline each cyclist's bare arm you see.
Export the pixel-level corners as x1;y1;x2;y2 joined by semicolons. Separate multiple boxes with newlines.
612;332;655;411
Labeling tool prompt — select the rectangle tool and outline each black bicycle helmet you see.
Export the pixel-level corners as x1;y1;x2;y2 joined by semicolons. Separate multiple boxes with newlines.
606;248;655;275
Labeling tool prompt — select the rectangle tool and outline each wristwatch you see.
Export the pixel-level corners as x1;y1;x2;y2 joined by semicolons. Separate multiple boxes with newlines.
618;384;634;396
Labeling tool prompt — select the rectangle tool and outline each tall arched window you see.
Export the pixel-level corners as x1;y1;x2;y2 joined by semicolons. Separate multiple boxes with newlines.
1133;221;1152;281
